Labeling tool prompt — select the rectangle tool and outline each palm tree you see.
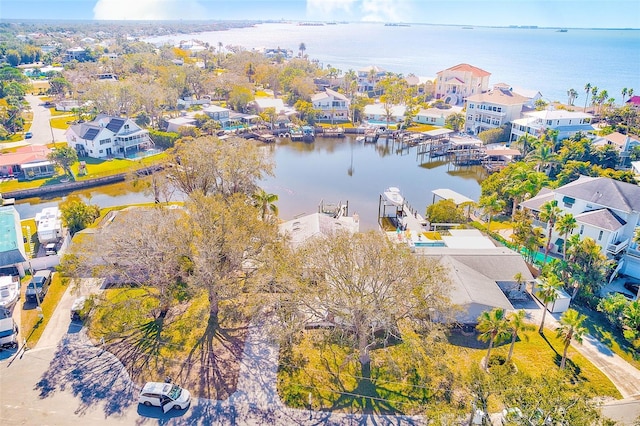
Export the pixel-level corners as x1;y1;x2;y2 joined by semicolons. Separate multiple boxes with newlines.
583;83;591;111
621;88;628;104
555;213;577;260
476;308;510;370
525;143;558;174
567;88;578;106
590;86;599;112
556;309;587;369
252;189;278;221
506;310;535;362
539;200;563;264
298;42;306;58
478;193;505;232
537;275;562;333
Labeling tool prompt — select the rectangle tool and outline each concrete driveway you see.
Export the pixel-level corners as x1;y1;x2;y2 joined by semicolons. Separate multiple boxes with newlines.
4;94;67;149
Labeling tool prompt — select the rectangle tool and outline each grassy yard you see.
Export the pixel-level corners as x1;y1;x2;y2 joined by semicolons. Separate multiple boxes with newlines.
88;288;250;399
50;115;73;130
20;272;69;347
278;324;620;416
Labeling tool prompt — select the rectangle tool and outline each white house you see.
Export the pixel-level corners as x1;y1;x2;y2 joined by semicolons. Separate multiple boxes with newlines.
311;88;350;122
202;105;231;127
592;132;640;167
520;175;640;279
363;103;406;128
509;109;594;143
464;87;529;134
493;83;543;109
357;65;386;94
65;114;154;159
414;106;464;127
435;63;491;106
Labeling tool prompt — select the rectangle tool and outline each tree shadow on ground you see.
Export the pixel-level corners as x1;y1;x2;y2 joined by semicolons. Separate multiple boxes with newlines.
330;363;404;416
179;307;248;401
34;331;136;417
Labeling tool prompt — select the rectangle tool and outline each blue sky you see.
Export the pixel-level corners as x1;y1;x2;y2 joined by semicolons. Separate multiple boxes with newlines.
2;0;639;29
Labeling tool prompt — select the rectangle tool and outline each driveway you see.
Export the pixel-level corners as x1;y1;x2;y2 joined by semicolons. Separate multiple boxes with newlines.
3;94;67;149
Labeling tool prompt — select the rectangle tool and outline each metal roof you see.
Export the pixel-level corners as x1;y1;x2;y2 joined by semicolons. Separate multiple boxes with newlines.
432;188;473;205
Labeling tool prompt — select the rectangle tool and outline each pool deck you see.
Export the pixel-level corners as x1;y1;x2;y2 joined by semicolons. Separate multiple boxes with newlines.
386;203;434;247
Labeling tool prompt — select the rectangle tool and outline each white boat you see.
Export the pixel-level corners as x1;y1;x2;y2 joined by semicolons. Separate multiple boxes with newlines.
0;275;20;310
383;187;404;206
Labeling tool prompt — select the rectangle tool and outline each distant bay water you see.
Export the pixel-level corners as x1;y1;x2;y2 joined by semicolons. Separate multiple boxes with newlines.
146;22;640;104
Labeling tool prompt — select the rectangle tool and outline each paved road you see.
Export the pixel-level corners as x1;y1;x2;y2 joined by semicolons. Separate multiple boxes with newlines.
3;94;67;149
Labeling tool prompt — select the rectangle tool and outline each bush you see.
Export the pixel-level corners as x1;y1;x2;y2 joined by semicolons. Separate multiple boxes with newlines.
149;129;180;149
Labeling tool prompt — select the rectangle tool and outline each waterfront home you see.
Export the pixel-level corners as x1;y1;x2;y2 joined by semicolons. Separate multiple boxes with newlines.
464;87;529;135
416;247;534;324
592;132;640;168
202;104;231;127
357;65;386;94
414;106;463;127
279;212;360;249
520;175;640;279
65;114;155;159
363;103;406;129
0;145;54;180
311;88;350;123
509;109;594;143
404;74;435;97
435;63;491;106
493;83;543;109
166;116;197;133
0;206;27;278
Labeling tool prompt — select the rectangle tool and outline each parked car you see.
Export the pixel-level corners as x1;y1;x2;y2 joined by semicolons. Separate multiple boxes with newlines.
45;242;57;256
138;382;191;412
25;269;52;303
70;296;87;321
25;132;32;139
624;282;640;297
0;308;18;349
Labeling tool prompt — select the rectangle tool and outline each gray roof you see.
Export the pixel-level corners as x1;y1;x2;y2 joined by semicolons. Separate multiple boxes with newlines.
575;209;626;231
519;187;555;212
555;175;640;213
106;118;125;133
438;256;514;323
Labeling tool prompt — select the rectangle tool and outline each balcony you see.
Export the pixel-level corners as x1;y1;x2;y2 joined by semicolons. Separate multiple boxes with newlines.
607;239;630;255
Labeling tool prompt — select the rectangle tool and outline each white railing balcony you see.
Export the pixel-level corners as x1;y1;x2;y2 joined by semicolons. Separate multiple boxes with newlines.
607;239;629;255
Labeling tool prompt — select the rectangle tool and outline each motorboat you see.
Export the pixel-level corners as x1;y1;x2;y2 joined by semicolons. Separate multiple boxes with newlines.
383;187;404;206
0;275;20;310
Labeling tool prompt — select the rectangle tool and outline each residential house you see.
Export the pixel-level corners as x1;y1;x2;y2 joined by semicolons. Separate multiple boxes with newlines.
435;63;491;106
0;145;54;180
279;212;360;250
166;116;197;133
251;97;297;127
465;87;529;134
417;247;534;324
592;132;640;168
520;175;640;279
414;106;464;127
404;74;435;97
202;105;231;128
363;103;406;129
509;109;594;143
626;96;640;110
357;65;386;94
0;206;27;278
64;47;89;62
65;114;154;159
311;88;350;122
493;83;543;109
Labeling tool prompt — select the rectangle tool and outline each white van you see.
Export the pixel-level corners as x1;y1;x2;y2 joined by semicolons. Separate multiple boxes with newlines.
0;309;18;349
138;382;191;412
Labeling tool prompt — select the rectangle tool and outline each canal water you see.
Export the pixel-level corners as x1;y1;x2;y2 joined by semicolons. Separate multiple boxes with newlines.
13;136;484;231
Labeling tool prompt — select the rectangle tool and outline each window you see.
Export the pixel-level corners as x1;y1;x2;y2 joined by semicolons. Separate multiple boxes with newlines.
124;124;130;130
598;230;603;241
562;196;575;208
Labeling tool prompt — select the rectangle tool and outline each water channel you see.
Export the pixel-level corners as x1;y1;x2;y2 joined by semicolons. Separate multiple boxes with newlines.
13;135;485;230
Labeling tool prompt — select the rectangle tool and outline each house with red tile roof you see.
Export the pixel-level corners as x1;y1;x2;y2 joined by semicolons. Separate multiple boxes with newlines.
626;95;640;109
435;63;491;106
0;145;54;180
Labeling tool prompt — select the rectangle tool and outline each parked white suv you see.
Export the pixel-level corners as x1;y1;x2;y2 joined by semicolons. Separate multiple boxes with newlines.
138;382;191;412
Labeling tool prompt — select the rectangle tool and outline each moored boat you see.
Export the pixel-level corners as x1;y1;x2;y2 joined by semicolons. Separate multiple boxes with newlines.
383;187;404;206
0;275;20;310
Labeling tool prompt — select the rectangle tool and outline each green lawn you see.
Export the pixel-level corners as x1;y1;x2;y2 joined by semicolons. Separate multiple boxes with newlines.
88;288;250;398
50;115;73;129
278;324;620;416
